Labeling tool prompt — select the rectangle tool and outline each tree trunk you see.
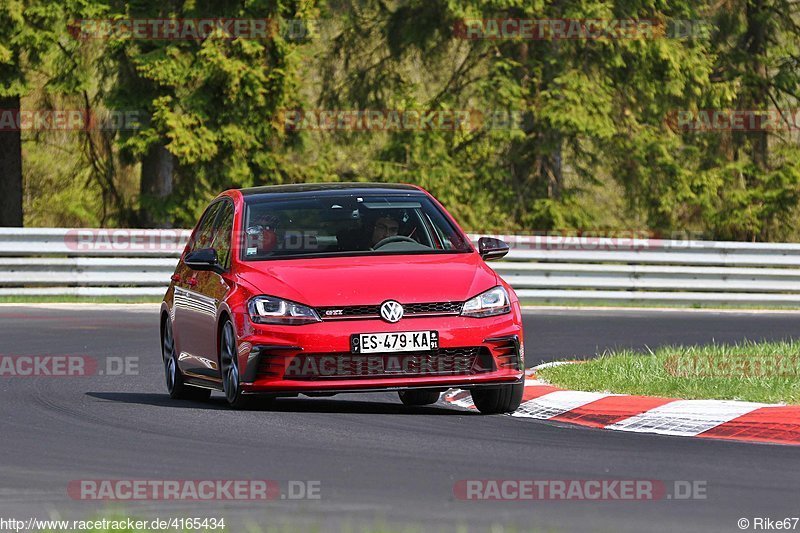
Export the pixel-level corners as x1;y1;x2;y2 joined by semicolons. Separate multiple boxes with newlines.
744;0;769;172
543;134;563;201
0;96;23;227
139;144;174;228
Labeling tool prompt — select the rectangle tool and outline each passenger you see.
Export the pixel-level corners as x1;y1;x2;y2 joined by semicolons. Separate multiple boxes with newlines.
245;213;280;255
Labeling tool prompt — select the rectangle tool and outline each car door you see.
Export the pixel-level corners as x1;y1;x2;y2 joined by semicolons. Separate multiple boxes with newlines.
174;201;222;379
188;198;236;379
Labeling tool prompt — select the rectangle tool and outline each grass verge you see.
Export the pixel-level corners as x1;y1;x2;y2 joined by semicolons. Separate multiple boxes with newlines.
536;340;800;404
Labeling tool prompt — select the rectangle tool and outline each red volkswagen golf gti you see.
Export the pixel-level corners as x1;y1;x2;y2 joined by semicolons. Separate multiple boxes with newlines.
160;183;524;413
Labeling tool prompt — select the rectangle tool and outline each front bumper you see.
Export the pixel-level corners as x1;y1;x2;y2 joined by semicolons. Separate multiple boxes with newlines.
234;309;524;394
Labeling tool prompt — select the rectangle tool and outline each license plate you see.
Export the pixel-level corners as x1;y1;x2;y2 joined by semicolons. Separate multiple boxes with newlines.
351;331;438;354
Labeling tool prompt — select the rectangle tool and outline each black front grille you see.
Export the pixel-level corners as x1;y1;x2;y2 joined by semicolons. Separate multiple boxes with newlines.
321;305;379;318
256;356;285;379
317;301;463;320
404;301;464;314
487;336;522;371
284;347;488;380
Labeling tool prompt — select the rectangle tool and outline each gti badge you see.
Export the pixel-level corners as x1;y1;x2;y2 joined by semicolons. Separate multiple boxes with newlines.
380;300;404;323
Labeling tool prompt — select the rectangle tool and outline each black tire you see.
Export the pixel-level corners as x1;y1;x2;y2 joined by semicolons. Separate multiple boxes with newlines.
398;389;441;406
470;383;524;414
220;319;252;409
162;317;211;401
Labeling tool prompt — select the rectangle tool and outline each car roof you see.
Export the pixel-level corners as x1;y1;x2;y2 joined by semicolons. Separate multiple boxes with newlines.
237;182;424;201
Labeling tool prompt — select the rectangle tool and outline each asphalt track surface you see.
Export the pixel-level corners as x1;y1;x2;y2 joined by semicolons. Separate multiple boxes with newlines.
1;305;800;532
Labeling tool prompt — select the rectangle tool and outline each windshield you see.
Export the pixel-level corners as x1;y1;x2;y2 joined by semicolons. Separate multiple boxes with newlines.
241;193;472;260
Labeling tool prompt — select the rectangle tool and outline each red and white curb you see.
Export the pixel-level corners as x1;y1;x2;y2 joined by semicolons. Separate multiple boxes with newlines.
444;364;800;446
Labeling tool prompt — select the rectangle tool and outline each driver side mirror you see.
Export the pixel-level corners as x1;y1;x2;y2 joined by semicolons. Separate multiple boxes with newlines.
478;237;510;261
184;248;224;273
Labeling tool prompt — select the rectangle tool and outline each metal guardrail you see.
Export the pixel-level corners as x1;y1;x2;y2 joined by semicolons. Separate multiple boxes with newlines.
0;228;188;297
3;228;800;304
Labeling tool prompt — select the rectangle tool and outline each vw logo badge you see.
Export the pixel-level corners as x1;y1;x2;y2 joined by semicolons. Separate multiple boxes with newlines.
380;300;404;323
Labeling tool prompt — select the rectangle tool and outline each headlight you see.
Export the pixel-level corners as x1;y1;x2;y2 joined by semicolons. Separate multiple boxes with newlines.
248;296;321;325
461;286;511;318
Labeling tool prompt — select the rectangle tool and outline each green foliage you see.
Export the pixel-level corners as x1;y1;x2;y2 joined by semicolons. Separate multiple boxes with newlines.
102;0;319;225
0;0;61;97
2;0;799;238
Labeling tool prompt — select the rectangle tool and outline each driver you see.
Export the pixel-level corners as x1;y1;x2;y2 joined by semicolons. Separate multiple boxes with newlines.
370;213;400;247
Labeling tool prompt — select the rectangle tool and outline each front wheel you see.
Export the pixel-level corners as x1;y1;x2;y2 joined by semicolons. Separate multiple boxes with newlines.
220;320;252;409
470;383;524;414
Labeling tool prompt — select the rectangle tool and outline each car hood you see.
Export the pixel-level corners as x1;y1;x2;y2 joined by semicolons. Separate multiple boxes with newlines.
235;253;498;306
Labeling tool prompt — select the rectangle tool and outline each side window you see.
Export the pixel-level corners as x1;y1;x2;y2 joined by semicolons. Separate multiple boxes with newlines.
189;202;222;253
211;200;235;269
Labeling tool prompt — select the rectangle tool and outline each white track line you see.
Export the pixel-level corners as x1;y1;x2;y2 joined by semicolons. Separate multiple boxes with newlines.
530;361;575;372
512;390;615;420
446;392;475;409
605;399;768;436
